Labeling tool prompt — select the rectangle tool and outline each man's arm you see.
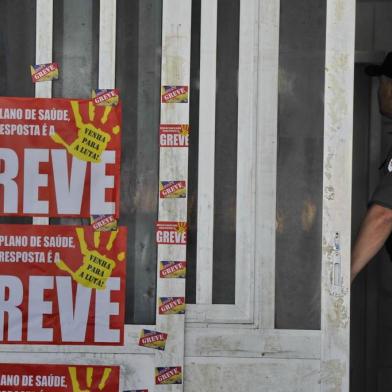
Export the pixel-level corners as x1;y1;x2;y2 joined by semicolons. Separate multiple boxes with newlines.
351;203;392;282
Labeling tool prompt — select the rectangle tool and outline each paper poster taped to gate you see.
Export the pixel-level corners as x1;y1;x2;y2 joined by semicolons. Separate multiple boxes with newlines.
161;86;188;103
156;222;187;245
92;89;120;107
155;367;182;385
0;97;121;218
158;297;185;315
30;63;59;83
90;215;118;231
0;224;126;345
138;329;168;350
159;261;186;278
159;124;189;147
0;363;119;391
159;181;187;198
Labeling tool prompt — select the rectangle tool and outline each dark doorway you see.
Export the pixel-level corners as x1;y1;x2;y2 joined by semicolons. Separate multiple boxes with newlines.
351;61;392;392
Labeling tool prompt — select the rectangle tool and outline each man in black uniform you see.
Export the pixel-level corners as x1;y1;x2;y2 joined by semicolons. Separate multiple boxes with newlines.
352;52;392;282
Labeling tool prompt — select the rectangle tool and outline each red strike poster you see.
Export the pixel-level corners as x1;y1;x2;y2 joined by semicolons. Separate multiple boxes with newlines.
0;97;121;218
0;363;120;391
0;224;126;345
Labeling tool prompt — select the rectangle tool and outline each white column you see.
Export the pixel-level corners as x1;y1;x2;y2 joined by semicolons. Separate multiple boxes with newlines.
34;0;53;225
156;0;192;390
195;0;218;305
321;0;356;390
99;0;116;89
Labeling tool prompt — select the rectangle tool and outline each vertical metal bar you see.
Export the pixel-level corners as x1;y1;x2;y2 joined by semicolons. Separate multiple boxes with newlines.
321;0;355;390
156;0;192;390
257;0;280;329
196;0;218;305
186;0;266;324
99;0;116;88
34;0;53;225
234;0;259;319
35;0;53;99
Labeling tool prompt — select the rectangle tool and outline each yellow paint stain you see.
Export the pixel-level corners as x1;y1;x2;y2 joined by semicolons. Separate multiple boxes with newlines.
51;100;120;163
94;231;101;248
86;367;93;388
68;367;83;392
56;228;124;290
50;132;69;149
101;106;112;124
76;227;88;254
88;102;95;122
68;366;112;392
106;229;118;251
98;368;112;390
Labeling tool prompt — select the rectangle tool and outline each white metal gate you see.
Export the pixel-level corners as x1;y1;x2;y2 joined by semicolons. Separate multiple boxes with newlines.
184;0;355;391
0;0;356;390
